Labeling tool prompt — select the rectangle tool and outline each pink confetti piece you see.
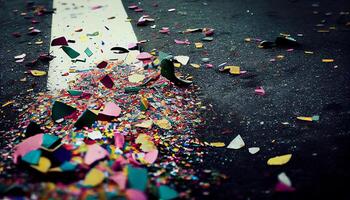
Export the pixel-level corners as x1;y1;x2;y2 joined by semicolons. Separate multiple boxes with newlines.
159;27;170;34
205;64;214;68
128;5;138;9
114;132;125;149
255;86;265;95
144;149;158;164
91;5;103;10
128;43;138;50
275;182;296;192
174;39;191;45
137;52;153;60
110;172;127;190
125;189;147;200
13;134;43;164
135;8;143;12
84;144;109;165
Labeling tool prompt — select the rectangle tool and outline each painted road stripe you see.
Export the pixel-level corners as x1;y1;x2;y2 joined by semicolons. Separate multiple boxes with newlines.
48;0;139;91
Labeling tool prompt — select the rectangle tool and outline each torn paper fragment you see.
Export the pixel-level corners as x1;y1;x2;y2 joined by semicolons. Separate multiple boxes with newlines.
227;135;245;149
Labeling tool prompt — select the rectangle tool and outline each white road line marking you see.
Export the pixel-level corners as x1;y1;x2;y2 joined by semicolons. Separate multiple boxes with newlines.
48;0;139;91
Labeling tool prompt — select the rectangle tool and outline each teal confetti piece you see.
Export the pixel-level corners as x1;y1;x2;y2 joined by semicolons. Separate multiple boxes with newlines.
22;150;41;165
159;185;179;200
127;165;148;191
42;134;60;149
312;115;320;121
67;90;83;96
84;48;93;57
60;161;77;171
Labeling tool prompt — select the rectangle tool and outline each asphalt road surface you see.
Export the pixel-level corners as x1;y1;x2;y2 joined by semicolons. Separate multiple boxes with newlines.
1;0;350;199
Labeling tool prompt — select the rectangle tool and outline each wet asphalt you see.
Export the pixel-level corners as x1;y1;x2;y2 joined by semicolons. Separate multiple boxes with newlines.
1;0;350;199
0;0;52;131
122;0;350;199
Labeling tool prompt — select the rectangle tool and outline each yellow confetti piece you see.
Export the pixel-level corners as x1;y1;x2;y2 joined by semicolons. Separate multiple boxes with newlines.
210;142;226;147
224;66;240;75
184;28;201;33
244;38;251;42
128;74;145;83
135;120;153;129
31;157;51;173
140;141;156;152
2;100;15;107
140;96;149;111
322;59;334;63
30;70;47;76
174;63;181;68
153;58;160;65
267;154;292;165
135;134;152;144
276;55;285;59
135;134;156;152
297;116;313;121
195;42;203;49
304;51;314;54
35;39;43;45
71;156;83;164
155;118;172;130
79;35;88;42
90;109;100;115
190;63;200;69
83;168;105;187
49;167;62;172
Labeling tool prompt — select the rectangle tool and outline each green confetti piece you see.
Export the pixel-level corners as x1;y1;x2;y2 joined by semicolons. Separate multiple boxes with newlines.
124;86;142;93
74;109;97;129
87;31;99;37
51;101;76;121
158;51;172;62
62;46;80;59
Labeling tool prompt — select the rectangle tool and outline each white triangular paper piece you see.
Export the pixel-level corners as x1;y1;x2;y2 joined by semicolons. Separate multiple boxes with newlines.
88;130;103;140
248;147;260;154
227;134;245;149
174;55;190;65
278;172;292;187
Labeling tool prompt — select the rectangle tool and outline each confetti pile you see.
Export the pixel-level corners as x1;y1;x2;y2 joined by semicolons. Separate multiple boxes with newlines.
0;59;225;199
